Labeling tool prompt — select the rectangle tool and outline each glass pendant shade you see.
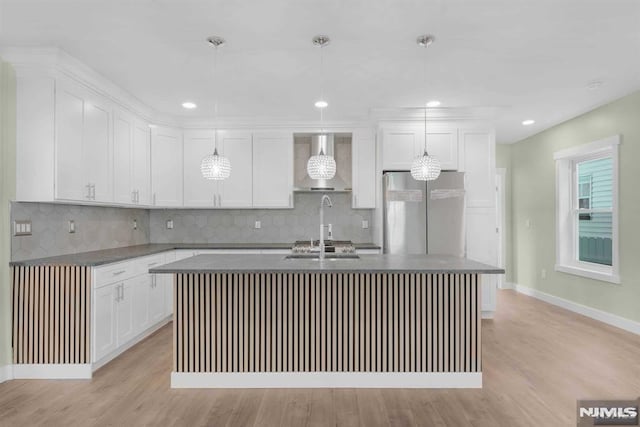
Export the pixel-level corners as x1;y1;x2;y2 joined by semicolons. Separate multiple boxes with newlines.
411;151;441;181
307;149;336;180
201;148;231;180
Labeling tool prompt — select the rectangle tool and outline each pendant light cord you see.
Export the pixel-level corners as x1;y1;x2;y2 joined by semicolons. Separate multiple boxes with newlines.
319;43;325;136
213;43;219;152
423;43;428;155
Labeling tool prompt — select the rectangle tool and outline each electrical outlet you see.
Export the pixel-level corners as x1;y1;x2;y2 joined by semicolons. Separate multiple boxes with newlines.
68;220;75;234
362;220;369;229
14;220;32;236
133;219;138;230
254;221;261;229
166;220;174;229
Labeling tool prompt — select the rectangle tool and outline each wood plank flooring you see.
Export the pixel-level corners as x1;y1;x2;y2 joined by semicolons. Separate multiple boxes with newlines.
0;289;639;426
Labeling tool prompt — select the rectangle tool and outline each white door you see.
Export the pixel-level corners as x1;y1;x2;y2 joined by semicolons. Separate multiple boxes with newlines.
83;95;112;202
93;284;118;362
149;274;166;323
151;127;183;206
219;131;253;208
252;133;293;208
55;82;86;201
113;111;133;204
132;120;151;205
460;129;496;208
183;130;217;207
132;275;151;335
116;281;135;346
381;129;420;170
466;208;498;315
352;130;376;208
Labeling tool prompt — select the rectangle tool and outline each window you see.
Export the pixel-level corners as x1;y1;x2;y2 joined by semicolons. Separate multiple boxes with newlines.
554;135;619;284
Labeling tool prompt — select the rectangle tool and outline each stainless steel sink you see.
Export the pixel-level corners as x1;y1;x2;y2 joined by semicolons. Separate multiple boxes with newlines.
284;253;360;261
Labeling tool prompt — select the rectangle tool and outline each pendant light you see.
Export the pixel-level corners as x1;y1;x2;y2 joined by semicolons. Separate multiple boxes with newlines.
201;36;231;180
307;35;337;180
411;35;441;181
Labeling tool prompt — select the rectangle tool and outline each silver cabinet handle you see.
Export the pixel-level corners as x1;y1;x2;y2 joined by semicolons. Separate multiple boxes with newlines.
91;184;96;200
289;194;292;207
120;284;125;301
353;195;357;207
112;270;126;276
86;183;91;199
148;262;158;267
135;190;139;203
153;193;156;206
132;190;136;203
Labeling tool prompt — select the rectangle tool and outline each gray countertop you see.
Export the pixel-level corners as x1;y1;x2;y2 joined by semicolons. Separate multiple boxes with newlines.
150;254;504;274
9;242;381;267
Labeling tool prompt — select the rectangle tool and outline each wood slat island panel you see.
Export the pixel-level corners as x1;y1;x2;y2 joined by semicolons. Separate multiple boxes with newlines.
173;272;480;375
11;265;91;364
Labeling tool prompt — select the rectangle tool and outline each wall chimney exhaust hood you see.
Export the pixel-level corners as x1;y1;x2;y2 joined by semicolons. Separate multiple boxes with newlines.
294;133;352;192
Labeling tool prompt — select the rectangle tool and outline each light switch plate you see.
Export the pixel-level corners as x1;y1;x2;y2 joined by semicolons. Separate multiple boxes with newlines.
14;220;32;236
68;220;75;233
254;221;261;229
362;220;369;229
166;220;174;229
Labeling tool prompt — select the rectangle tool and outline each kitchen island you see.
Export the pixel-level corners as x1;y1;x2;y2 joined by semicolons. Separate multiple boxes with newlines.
150;254;503;389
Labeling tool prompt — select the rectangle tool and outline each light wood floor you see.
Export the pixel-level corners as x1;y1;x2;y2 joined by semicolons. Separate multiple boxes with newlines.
1;290;639;426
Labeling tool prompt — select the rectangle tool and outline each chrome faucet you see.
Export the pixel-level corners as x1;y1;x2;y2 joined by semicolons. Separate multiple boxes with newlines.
319;194;333;260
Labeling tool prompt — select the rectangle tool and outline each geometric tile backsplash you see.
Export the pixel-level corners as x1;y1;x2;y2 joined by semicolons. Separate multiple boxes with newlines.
11;193;374;261
149;193;374;244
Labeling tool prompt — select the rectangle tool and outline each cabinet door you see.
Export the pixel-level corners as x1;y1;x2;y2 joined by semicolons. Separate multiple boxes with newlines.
55;82;86;201
352;130;376;208
151;127;183;206
219;131;253;208
84;95;112;202
426;128;458;171
149;275;166;323
132;275;151;335
183;130;217;207
132;120;151;205
116;281;135;346
113;111;133;204
460;129;496;208
93;284;118;362
252;133;293;208
466;207;498;314
381;129;420;171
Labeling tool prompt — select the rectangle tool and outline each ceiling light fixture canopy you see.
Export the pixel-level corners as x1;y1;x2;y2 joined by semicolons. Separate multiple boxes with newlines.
411;34;441;181
307;34;336;180
201;36;232;180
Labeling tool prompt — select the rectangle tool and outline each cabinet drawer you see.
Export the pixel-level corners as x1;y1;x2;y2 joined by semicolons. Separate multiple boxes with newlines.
94;261;136;288
138;253;166;274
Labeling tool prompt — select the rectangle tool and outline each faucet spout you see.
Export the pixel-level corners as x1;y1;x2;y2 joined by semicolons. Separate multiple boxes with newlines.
319;195;333;260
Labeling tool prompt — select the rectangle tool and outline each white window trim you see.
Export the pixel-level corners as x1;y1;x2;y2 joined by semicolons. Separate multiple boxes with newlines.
554;135;620;284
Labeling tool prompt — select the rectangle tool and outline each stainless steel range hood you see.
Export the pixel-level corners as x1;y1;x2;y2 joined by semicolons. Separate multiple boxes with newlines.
294;133;352;192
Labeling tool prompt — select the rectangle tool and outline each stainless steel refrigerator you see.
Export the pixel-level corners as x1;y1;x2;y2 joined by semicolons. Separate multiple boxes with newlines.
383;171;466;256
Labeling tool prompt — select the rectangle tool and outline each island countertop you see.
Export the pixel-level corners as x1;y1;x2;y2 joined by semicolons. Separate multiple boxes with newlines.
150;254;504;274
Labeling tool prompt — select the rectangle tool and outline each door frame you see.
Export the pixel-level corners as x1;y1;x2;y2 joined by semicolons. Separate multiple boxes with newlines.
496;168;507;289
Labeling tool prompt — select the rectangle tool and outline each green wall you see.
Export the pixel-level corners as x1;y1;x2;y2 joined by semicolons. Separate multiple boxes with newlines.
508;90;640;323
0;59;16;368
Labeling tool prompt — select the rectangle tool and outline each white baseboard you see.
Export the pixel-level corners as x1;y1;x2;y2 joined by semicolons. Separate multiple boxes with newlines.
513;284;640;336
93;316;171;371
0;365;13;383
171;372;482;389
12;364;92;379
500;282;515;290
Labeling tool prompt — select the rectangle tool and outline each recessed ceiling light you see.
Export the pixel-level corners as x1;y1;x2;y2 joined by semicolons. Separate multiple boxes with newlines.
426;100;441;107
182;102;197;109
586;80;603;90
314;100;328;109
522;119;535;126
148;124;157;129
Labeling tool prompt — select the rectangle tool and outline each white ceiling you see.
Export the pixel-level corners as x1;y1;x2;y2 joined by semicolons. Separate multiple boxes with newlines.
1;0;639;143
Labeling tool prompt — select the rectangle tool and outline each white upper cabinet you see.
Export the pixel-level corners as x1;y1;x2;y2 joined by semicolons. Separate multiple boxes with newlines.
252;132;293;208
381;126;458;172
54;80;112;203
459;129;495;208
352;129;376;209
113;110;134;204
151;126;183;207
83;94;112;202
183;129;217;207
132;120;151;205
55;80;86;201
381;129;419;171
219;131;254;208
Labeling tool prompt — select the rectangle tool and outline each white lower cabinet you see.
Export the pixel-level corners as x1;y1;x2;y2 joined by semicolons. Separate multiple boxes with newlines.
92;254;171;366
